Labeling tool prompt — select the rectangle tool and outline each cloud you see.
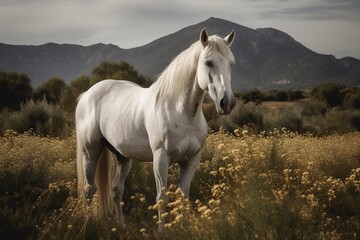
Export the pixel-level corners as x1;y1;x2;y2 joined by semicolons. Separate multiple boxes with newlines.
0;0;359;58
257;0;360;22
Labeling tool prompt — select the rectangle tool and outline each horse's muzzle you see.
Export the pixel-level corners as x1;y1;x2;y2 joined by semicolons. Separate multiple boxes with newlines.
220;96;236;115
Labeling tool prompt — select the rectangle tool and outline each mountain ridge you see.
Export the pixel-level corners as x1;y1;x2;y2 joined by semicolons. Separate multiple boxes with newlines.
0;17;359;90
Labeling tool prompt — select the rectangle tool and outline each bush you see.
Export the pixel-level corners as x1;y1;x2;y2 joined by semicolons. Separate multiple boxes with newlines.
1;99;71;137
300;99;327;117
206;100;264;133
224;100;264;133
205;96;360;136
302;108;360;135
311;83;345;107
264;105;303;133
344;88;360;109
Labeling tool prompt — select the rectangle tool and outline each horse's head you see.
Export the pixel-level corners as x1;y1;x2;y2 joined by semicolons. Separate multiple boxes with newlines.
197;28;236;115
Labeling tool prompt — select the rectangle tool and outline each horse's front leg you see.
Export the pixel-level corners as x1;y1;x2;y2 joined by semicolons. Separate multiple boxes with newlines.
152;148;170;231
178;153;201;197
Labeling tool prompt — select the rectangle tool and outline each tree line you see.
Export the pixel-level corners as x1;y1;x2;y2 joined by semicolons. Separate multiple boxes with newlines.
236;83;360;109
1;60;359;112
0;61;152;112
0;61;359;137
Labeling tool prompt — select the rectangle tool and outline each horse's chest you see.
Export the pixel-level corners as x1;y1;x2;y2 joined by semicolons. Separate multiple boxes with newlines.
165;124;206;163
171;137;202;163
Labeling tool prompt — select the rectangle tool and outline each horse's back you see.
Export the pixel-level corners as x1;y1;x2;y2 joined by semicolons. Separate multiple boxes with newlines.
76;80;144;143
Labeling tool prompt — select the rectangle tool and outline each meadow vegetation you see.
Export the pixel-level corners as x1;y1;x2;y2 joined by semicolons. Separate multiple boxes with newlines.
0;129;359;239
0;63;359;239
205;98;360;136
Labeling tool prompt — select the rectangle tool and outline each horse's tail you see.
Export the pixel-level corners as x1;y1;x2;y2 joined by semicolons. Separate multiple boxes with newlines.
95;147;114;217
76;130;85;200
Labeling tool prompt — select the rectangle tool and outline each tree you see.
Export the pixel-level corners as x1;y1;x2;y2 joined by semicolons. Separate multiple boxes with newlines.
344;88;360;109
60;62;152;113
70;75;91;96
241;89;263;103
60;76;91;112
34;77;66;104
0;72;33;110
287;90;304;101
91;61;151;87
275;91;288;101
311;83;345;107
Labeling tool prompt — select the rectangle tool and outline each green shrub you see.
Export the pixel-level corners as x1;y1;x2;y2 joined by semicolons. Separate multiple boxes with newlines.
349;111;360;130
1;99;71;137
300;99;327;117
209;100;264;133
305;109;360;135
344;88;360;109
311;83;345;107
264;105;303;132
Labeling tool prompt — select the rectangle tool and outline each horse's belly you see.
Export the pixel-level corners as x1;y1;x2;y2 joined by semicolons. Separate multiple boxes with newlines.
118;141;153;162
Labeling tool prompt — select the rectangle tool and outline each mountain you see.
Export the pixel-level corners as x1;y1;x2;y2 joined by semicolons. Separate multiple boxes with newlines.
1;17;360;90
0;42;125;86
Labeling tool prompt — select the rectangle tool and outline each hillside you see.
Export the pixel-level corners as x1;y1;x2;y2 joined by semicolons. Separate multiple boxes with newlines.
0;17;359;90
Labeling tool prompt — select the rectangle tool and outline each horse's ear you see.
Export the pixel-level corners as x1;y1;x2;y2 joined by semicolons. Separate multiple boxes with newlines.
200;28;208;47
224;29;236;46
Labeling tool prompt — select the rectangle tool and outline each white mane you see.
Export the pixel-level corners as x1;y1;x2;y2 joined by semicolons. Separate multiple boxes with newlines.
150;35;234;105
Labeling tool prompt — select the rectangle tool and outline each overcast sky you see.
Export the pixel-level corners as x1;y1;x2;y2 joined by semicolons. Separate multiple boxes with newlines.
1;0;359;59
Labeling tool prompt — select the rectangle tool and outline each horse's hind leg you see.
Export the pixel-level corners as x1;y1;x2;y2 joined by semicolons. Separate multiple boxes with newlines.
83;144;104;200
112;154;132;226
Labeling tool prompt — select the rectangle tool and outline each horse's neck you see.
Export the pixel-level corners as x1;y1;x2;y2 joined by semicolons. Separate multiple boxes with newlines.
182;76;206;118
151;42;204;117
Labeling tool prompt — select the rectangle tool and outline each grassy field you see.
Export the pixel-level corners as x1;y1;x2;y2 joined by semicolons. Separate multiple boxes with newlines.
0;129;359;239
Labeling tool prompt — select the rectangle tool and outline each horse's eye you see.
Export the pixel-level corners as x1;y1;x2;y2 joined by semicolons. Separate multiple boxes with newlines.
205;60;214;68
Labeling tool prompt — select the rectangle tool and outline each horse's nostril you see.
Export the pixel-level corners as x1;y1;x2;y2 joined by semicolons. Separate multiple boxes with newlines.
220;98;227;110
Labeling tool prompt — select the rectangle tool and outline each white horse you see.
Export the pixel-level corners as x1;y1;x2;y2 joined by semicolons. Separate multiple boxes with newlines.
76;28;236;227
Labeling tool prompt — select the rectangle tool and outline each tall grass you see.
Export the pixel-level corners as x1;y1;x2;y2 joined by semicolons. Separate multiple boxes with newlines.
0;130;359;239
205;99;360;135
1;98;359;138
0;130;76;239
